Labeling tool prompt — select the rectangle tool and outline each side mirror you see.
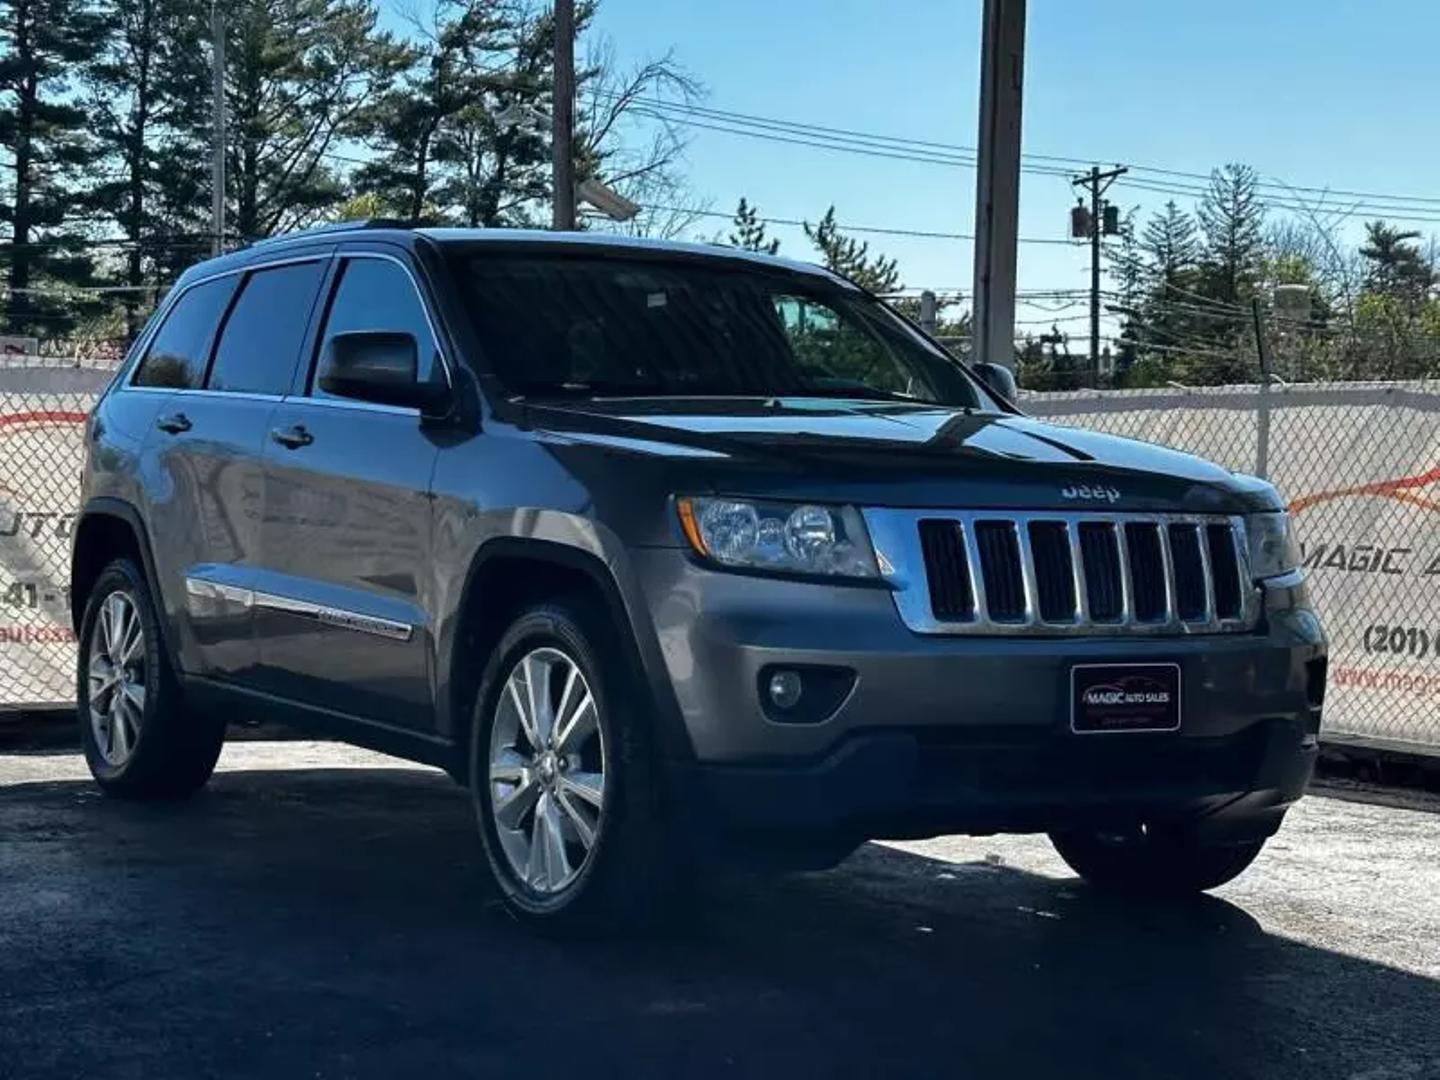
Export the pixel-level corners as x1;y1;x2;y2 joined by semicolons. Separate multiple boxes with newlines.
971;361;1018;404
318;331;446;413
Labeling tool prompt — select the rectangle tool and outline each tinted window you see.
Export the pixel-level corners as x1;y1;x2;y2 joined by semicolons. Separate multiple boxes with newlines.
447;255;983;408
132;277;236;389
207;262;325;394
313;258;443;396
775;294;924;397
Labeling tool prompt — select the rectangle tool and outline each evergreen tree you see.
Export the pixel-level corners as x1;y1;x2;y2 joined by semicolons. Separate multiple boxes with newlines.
1133;200;1202;356
87;0;212;337
225;0;408;239
1197;163;1265;309
1142;200;1199;286
728;197;778;254
1108;207;1141;373
432;2;556;227
1359;220;1434;307
350;0;508;223
803;206;899;294
0;0;106;335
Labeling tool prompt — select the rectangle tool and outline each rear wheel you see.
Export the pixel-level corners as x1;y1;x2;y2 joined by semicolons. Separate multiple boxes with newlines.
1049;826;1265;896
76;558;224;799
470;600;686;934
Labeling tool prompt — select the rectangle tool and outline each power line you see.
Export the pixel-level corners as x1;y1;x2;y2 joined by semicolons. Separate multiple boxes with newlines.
625;95;1440;222
639;203;1079;245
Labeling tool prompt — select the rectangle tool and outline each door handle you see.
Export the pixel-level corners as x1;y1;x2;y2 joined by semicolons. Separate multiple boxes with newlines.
155;412;192;434
270;424;314;450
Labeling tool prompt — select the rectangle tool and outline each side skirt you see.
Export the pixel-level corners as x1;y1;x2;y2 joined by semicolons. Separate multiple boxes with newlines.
182;675;461;776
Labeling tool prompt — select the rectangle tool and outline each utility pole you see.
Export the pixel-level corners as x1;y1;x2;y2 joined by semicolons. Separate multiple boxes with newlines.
210;0;226;254
551;0;576;231
970;0;1026;371
1071;165;1127;376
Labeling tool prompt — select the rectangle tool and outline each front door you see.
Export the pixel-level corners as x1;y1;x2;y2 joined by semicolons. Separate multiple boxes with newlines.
254;252;448;732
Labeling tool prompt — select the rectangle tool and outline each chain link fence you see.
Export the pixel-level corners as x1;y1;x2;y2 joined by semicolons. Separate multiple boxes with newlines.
0;354;119;708
2;344;1439;755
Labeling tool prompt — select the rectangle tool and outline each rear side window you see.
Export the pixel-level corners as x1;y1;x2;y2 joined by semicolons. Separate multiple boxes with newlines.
207;261;326;394
132;277;236;389
312;257;444;396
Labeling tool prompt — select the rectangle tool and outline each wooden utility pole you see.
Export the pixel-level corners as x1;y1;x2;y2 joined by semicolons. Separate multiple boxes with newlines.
551;0;576;230
1071;165;1127;375
210;0;226;254
970;0;1026;371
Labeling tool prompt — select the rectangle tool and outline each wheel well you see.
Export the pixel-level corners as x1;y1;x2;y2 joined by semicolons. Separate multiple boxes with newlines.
70;513;143;630
449;551;622;781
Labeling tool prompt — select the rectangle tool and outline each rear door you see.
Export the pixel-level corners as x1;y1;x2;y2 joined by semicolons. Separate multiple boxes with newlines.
144;257;328;683
253;250;450;731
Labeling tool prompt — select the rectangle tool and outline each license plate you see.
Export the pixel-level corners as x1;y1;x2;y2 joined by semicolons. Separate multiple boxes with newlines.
1070;663;1181;734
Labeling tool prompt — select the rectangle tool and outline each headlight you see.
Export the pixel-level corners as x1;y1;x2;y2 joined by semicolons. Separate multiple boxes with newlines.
1245;511;1301;580
675;496;879;580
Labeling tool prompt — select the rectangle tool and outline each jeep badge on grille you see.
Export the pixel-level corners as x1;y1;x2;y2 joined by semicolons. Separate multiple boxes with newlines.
1061;484;1122;503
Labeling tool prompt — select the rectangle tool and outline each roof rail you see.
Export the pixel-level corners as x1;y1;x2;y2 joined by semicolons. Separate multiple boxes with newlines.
246;219;418;248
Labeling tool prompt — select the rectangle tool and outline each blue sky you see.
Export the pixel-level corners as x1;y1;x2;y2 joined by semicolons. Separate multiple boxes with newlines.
588;0;1440;333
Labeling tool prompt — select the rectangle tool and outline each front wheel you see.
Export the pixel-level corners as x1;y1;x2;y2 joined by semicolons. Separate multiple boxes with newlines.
470;600;686;934
1049;826;1265;896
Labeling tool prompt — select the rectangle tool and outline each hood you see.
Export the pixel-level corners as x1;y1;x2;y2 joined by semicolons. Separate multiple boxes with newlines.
526;397;1274;514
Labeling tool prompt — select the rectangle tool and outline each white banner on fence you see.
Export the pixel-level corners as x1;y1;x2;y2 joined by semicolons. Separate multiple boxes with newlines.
0;393;91;708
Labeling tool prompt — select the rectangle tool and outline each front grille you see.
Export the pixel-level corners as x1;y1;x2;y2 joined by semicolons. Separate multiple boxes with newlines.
883;510;1254;636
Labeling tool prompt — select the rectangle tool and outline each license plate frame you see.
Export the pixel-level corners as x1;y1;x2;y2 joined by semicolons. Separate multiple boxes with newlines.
1070;662;1182;734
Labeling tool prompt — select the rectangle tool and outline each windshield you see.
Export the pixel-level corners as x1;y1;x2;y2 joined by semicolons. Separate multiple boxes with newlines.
449;252;989;409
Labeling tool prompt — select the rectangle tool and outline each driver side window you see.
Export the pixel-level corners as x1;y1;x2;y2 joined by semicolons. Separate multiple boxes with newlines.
312;257;444;399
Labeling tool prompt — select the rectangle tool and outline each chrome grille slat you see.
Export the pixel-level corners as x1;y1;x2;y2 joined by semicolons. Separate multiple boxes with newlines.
865;508;1258;637
1113;520;1135;627
1157;520;1179;630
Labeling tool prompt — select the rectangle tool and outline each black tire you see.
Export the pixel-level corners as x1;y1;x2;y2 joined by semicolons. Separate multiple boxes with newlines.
76;558;225;800
1049;826;1265;896
469;599;686;934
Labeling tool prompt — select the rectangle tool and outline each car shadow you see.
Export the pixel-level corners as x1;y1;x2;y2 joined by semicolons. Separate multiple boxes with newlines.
1;764;1437;1080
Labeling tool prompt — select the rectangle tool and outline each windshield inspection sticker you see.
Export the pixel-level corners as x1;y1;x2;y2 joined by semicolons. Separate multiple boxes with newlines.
1070;663;1181;733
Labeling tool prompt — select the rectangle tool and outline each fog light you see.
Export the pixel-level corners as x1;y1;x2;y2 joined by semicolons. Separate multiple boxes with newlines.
767;670;804;710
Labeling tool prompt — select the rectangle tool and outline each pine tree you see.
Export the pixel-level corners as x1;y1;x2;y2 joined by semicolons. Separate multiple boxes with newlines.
803;206;899;294
350;0;507;223
1108;208;1142;373
224;0;408;239
427;1;555;227
1197;163;1265;308
1360;220;1434;307
1136;200;1201;353
87;0;212;338
0;0;107;335
1142;200;1199;286
728;197;778;254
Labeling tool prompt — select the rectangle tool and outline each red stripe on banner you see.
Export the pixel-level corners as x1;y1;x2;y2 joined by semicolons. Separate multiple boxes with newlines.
1289;464;1440;516
0;410;89;428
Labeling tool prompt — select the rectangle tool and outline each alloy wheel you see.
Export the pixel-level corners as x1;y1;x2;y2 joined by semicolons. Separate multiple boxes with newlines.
87;590;147;767
488;646;607;895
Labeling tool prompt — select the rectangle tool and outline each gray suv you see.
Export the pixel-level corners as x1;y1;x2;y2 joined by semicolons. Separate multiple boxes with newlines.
72;223;1327;931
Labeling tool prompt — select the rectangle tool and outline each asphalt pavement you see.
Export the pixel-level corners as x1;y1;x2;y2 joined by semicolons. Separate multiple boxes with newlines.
1;739;1437;1080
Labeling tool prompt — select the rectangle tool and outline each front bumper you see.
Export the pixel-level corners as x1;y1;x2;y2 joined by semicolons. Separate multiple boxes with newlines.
632;548;1326;842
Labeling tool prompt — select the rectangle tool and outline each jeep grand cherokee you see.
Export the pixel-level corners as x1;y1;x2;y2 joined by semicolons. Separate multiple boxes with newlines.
71;223;1327;931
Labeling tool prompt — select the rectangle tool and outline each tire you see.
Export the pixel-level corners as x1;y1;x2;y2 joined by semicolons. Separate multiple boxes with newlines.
76;558;225;800
1049;826;1265;896
469;599;686;934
